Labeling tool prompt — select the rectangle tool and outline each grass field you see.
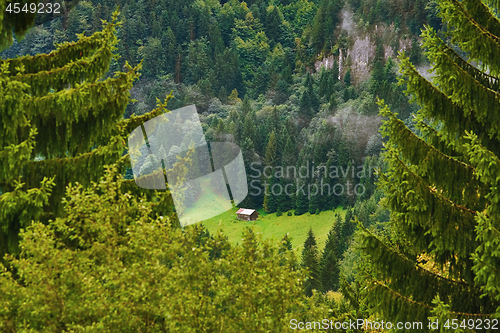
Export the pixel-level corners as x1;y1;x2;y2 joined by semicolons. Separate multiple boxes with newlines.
179;176;233;225
201;206;346;253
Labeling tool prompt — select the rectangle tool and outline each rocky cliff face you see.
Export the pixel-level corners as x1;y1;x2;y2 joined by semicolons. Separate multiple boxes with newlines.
315;7;417;85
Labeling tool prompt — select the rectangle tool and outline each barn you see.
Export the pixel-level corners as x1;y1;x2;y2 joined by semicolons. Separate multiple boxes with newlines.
236;208;259;221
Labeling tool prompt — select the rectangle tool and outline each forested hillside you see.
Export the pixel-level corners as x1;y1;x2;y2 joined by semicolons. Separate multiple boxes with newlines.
3;0;499;331
2;0;440;220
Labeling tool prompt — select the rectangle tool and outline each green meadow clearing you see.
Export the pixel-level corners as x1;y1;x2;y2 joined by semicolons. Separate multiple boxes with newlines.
201;207;346;253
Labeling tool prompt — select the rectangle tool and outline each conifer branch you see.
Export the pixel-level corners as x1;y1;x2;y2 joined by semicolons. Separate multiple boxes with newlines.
445;0;500;44
400;57;500;146
358;222;472;287
118;92;174;136
438;0;500;75
13;45;115;96
372;280;494;317
424;29;500;127
424;27;500;92
460;0;500;38
0;15;119;75
380;103;483;208
388;148;478;216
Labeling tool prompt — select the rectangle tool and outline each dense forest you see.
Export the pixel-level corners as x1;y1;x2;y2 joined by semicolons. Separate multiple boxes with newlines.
1;0;437;212
1;0;500;331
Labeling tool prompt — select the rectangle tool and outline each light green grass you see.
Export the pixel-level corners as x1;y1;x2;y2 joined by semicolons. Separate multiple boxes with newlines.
180;179;232;225
201;206;346;253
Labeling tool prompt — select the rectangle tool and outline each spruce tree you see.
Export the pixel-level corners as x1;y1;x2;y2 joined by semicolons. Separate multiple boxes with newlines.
240;94;252;117
343;68;351;87
263;172;279;214
265;6;282;46
310;0;344;53
308;183;320;215
0;11;174;256
357;0;500;326
320;218;341;292
340;208;354;256
301;228;321;296
282;137;296;167
294;178;309;216
265;130;278;167
280;233;293;252
278;175;293;212
331;60;339;87
243;111;257;146
294;156;310;216
318;68;330;98
409;37;422;66
299;73;319;118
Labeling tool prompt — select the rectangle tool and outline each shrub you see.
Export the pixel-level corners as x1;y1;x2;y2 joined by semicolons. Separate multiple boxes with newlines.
0;167;330;331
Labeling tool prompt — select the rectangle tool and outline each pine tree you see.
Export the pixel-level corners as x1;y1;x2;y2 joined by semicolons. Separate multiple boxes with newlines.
240;94;253;117
162;27;179;74
278;175;293;212
265;6;282;46
299;73;319;118
265;130;278;167
409;37;421;65
301;228;321;296
263;171;279;213
343;68;351;87
0;11;174;257
310;0;344;53
294;178;309;216
318;67;332;99
320;218;341;292
282;137;296;167
308;182;320;214
357;0;500;325
340;208;354;256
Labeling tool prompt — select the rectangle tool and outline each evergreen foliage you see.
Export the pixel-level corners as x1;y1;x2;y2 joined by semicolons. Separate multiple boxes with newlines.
264;130;278;167
263;171;279;213
0;0;453;329
0;167;330;331
299;72;319;118
357;0;500;326
0;0;38;51
409;37;422;65
294;178;309;215
0;11;159;257
343;68;351;87
301;227;321;296
310;0;344;53
319;217;341;292
340;208;354;256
